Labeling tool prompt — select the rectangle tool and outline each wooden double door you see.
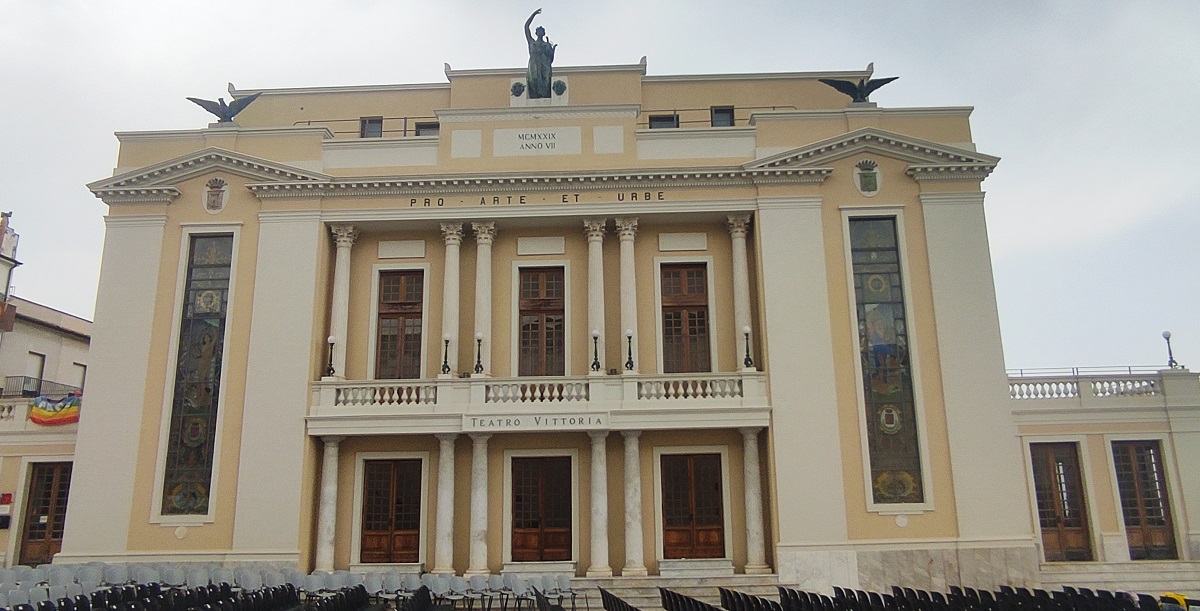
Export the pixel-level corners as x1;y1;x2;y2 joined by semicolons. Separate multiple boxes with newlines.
361;459;422;563
1030;443;1093;561
512;456;572;561
661;453;725;559
19;462;72;566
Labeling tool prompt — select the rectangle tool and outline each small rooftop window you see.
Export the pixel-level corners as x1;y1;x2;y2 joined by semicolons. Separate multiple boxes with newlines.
711;106;734;127
360;117;383;138
415;122;440;137
648;114;680;129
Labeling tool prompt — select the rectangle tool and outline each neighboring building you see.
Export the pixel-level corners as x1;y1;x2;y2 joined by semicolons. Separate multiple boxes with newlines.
0;216;91;567
67;53;1198;595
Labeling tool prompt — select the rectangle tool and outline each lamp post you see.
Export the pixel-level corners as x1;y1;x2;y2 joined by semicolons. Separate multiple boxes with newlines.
441;333;452;375
624;329;634;371
325;335;336;377
591;329;601;372
474;332;484;374
743;325;754;369
1163;330;1179;369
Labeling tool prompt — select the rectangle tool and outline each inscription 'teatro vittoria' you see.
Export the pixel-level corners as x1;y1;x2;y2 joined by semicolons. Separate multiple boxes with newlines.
518;132;557;150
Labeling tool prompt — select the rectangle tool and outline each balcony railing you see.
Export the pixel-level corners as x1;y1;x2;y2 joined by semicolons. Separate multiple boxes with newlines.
1;376;81;400
1007;367;1167;410
309;371;769;435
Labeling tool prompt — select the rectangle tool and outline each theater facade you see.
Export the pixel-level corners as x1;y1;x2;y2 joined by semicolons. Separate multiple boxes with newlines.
65;54;1166;592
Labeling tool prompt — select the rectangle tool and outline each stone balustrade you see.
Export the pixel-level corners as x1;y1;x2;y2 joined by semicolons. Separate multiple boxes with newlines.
308;371;769;435
1008;370;1166;410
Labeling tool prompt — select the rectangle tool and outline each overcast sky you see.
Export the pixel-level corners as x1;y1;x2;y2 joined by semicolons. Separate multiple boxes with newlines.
0;1;1196;371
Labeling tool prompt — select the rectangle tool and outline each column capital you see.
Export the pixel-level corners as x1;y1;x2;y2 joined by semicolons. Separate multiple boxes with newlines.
472;221;497;245
322;435;346;446
435;433;459;444
737;427;762;438
583;218;607;240
615;217;638;240
329;225;358;247
441;222;464;245
620;429;642;440
588;430;610;442
469;432;492;443
727;214;752;238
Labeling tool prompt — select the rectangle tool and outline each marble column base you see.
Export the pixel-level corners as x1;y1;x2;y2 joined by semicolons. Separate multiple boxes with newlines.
586;567;613;578
621;566;649;577
744;563;772;575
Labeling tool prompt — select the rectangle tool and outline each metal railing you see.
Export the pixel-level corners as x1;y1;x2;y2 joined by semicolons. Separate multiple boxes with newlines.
294;115;440;138
637;105;798;129
1;376;81;399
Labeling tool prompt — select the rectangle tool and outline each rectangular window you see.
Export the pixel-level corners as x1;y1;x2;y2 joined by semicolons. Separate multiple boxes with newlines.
661;263;710;373
360;459;423;563
1112;440;1177;559
414;122;439;137
511;456;572;562
161;234;233;516
711;106;734;127
518;267;565;376
360;117;383;138
23;352;45;397
72;363;87;391
849;217;923;505
376;270;424;379
1030;442;1093;561
649;114;680;129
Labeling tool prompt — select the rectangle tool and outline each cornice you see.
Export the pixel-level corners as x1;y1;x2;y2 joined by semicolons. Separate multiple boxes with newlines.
319;198;759;224
246;167;830;198
750;106;973;125
907;165;995;181
104;214;168;228
634;126;756;141
230;83;449;97
324;136;438;150
92;188;181;205
115;126;334;142
436;104;640;123
919;192;988;206
644;69;870;83
446;60;648;79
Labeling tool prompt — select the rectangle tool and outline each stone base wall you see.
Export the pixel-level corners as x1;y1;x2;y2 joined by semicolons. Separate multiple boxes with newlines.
777;542;1040;593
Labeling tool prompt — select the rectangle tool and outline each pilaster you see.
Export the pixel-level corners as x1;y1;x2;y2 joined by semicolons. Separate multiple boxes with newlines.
440;223;464;377
472;222;496;377
615;217;639;373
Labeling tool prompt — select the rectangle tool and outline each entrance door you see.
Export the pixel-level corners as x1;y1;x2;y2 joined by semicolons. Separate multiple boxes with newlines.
19;462;72;566
661;453;724;559
1112;440;1177;559
1030;443;1093;561
512;456;571;561
360;459;423;563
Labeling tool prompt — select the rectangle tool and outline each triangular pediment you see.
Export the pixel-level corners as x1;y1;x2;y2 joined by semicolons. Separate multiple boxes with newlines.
744;127;999;177
89;147;330;204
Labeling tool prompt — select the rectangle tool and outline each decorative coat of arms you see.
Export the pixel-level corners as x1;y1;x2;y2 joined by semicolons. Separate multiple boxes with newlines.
855;159;880;197
204;178;228;214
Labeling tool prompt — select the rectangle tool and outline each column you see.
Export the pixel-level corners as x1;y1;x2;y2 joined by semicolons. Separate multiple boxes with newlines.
583;219;607;375
621;430;647;576
466;433;491;576
472;222;496;377
615;217;639;373
587;431;612;577
727;214;755;371
314;435;345;571
328;225;357;378
739;427;769;574
440;223;464;377
432;433;458;574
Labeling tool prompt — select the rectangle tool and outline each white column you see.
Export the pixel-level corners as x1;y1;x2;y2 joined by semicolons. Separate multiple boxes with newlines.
583;219;607;375
620;430;647;576
433;433;458;574
472;222;496;377
315;435;345;571
466;433;491;576
328;225;357;378
615;217;639;373
728;214;756;371
739;427;769;574
587;431;612;577
440;223;464;377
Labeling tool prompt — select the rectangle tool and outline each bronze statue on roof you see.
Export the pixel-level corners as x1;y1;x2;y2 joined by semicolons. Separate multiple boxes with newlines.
524;8;557;99
819;63;898;104
187;91;262;123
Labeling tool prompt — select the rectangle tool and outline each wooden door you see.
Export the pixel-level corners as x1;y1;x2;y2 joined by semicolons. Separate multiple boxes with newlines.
360;459;423;563
1030;443;1093;561
1112;440;1177;559
19;462;72;566
661;453;724;559
512;456;572;561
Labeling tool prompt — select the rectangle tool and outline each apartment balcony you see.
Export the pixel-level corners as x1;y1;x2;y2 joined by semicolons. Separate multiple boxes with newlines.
1;375;80;399
307;371;769;436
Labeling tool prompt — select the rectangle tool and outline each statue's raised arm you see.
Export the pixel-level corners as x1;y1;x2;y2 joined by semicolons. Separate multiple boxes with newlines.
524;9;540;44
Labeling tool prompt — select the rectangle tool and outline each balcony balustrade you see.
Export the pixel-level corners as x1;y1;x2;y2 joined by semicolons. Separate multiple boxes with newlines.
309;371;769;435
1007;367;1167;410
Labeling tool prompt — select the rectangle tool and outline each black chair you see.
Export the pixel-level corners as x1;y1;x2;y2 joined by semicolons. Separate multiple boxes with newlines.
35;601;56;611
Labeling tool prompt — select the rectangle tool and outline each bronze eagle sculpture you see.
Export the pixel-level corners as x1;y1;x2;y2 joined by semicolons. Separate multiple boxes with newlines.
187;91;262;123
818;63;898;103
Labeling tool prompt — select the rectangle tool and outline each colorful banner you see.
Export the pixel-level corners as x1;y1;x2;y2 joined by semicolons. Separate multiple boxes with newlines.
30;393;81;426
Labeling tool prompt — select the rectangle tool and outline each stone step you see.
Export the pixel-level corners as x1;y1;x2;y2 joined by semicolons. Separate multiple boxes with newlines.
1038;561;1200;597
570;575;781;610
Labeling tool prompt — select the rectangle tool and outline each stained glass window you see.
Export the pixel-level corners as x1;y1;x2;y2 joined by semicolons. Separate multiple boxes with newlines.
849;218;924;504
161;234;234;515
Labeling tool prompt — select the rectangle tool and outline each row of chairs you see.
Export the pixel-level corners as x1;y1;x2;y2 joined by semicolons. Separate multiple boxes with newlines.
778;585;1174;611
659;589;721;611
598;589;638;611
719;588;781;611
0;583;303;611
307;584;370;611
358;573;584;611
